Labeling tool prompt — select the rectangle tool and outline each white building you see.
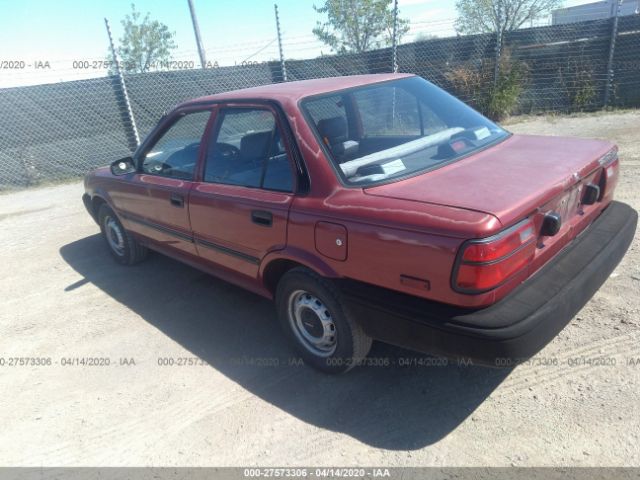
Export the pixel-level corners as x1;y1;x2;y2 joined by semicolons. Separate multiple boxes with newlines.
552;0;640;25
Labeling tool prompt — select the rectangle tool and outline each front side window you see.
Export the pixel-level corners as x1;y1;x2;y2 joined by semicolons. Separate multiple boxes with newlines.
141;110;212;180
204;108;293;192
302;77;508;186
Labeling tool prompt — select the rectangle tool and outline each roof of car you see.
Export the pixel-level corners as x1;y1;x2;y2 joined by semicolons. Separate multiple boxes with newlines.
180;73;415;106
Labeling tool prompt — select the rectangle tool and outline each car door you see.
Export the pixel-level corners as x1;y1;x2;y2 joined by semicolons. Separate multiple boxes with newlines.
110;108;214;258
189;104;296;278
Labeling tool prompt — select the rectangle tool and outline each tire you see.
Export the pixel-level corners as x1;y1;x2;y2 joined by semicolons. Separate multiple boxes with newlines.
98;204;148;265
275;267;372;374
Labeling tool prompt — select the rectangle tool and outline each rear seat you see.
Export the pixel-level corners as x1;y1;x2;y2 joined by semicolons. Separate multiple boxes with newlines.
226;131;293;191
317;116;359;163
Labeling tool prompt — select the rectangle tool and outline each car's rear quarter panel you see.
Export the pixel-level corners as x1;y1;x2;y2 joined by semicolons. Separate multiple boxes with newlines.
286;190;528;307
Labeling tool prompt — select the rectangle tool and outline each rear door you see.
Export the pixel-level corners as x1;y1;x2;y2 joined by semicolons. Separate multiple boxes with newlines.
110;108;214;257
189;104;296;278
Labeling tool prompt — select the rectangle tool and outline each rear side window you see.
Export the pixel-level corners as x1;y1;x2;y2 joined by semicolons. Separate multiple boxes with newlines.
204;108;294;192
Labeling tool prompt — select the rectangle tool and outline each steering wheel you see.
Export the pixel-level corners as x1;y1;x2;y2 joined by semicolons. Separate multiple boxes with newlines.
183;141;200;154
144;159;170;174
144;141;203;176
211;142;240;159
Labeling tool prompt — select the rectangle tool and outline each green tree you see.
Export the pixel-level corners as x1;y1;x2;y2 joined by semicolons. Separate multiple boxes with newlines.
113;3;177;73
455;0;563;35
313;0;410;54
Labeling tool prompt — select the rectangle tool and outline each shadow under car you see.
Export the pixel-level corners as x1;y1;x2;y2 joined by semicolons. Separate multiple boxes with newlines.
60;234;511;450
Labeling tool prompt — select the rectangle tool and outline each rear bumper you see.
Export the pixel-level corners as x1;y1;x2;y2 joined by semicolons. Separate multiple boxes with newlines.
342;201;637;366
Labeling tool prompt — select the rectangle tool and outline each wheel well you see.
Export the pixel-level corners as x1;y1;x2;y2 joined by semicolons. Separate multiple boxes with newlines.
92;196;106;217
262;259;305;295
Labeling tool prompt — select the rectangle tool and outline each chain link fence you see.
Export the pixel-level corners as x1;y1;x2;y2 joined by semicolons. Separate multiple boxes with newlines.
1;10;639;190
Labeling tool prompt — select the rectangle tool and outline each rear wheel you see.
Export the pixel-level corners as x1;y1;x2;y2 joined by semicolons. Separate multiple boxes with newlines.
275;267;372;374
98;204;148;265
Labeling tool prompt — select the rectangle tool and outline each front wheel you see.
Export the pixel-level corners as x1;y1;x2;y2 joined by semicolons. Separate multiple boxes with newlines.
98;204;148;265
275;268;372;374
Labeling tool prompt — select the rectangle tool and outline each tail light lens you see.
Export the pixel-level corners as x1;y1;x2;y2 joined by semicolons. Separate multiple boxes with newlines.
599;157;619;201
453;220;536;293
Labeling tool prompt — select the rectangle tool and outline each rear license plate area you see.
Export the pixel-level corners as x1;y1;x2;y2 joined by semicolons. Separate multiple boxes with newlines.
556;186;582;224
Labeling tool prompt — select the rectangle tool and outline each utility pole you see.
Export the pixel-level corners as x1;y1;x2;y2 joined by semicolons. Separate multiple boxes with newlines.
188;0;207;68
604;0;622;107
493;0;503;88
274;4;288;81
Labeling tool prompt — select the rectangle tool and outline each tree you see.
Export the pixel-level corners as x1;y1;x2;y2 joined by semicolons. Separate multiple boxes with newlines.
312;0;410;54
454;0;563;35
113;4;177;73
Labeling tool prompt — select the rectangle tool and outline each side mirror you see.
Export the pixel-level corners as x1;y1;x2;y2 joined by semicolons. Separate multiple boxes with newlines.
110;157;136;176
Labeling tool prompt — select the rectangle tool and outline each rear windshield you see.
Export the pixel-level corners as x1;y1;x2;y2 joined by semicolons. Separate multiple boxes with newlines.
301;76;508;186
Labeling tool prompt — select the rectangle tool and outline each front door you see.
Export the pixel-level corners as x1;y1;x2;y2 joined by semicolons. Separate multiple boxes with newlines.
189;105;296;278
110;108;213;257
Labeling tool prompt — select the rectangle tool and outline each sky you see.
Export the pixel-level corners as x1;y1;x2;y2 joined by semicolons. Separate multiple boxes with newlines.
0;0;599;88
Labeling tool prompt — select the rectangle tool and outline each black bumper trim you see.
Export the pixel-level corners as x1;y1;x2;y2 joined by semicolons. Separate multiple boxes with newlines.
342;201;637;365
195;238;260;265
120;212;194;243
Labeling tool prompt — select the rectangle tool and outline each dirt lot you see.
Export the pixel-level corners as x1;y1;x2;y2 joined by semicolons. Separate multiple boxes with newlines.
0;111;639;467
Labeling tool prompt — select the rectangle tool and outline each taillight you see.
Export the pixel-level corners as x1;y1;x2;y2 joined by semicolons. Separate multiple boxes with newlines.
453;220;536;293
598;150;619;201
599;159;619;201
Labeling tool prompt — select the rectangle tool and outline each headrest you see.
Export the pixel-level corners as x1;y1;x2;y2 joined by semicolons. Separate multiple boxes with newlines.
240;131;272;159
317;116;347;141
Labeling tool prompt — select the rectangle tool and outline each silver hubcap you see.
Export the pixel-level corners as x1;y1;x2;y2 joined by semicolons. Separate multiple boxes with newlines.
104;216;125;256
288;290;337;357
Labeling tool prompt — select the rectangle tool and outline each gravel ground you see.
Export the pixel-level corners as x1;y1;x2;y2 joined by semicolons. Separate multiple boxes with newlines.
0;111;638;467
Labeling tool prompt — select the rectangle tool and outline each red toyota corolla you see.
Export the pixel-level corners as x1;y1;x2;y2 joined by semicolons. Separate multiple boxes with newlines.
82;74;637;373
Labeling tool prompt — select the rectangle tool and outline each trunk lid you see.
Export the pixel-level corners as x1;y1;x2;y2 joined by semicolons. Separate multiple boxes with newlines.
364;134;614;229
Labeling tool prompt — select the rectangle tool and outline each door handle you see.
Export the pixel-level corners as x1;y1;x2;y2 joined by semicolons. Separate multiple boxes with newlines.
251;210;272;227
170;193;184;207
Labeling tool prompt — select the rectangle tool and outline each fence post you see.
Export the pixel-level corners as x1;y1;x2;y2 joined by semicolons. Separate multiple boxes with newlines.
493;0;503;88
604;0;622;108
105;18;140;150
391;0;399;73
274;4;288;82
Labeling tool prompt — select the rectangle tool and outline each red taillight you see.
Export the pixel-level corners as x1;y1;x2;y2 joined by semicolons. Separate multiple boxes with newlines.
461;222;535;262
598;152;619;201
602;160;619;198
454;220;536;293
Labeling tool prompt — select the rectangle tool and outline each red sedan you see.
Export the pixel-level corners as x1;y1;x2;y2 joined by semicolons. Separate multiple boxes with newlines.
83;74;637;373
